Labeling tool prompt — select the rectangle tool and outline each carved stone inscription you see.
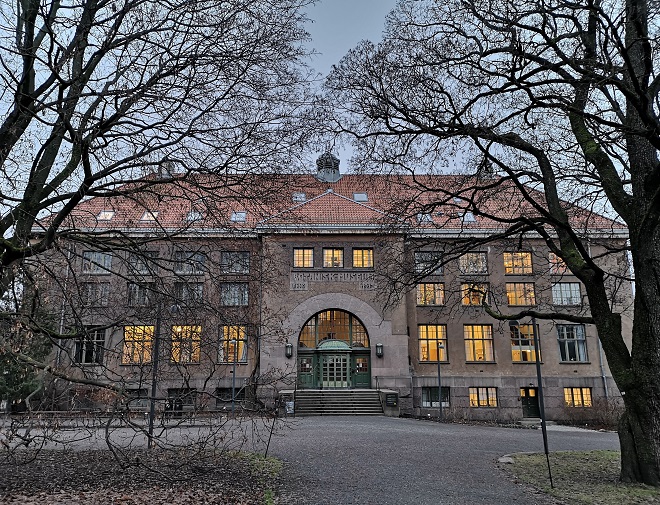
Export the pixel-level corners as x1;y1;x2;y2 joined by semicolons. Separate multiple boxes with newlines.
290;271;376;291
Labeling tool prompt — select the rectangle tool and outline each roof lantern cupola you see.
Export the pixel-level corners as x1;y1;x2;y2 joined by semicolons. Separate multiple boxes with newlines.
316;152;342;183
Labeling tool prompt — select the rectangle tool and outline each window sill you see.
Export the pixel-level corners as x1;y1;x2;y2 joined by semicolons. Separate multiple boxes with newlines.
512;361;544;365
559;361;591;364
466;361;497;364
419;361;450;364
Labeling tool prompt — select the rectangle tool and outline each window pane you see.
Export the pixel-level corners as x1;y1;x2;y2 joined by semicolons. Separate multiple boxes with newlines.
323;248;343;267
174;251;206;274
503;252;532;274
220;325;247;362
418;325;447;362
552;283;581;305
462;283;488;305
221;251;249;274
294;248;314;268
417;283;445;305
464;325;494;361
82;251;112;274
122;326;153;364
510;324;540;362
171;325;201;363
557;325;588;362
415;251;443;274
459;253;488;274
506;283;536;306
220;283;248;306
353;248;374;268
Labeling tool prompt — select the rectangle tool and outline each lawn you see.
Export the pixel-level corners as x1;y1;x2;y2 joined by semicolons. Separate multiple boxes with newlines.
505;451;660;505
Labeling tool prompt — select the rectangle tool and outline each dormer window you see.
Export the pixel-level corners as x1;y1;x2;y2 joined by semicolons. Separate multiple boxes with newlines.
230;211;247;222
292;192;306;203
353;192;368;202
416;213;433;224
140;211;158;221
97;210;115;220
461;211;476;223
186;210;204;222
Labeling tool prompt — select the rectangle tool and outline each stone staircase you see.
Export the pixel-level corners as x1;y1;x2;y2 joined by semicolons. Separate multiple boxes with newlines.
292;389;384;416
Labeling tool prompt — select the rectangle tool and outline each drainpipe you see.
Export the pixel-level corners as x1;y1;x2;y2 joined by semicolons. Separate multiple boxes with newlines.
597;338;609;399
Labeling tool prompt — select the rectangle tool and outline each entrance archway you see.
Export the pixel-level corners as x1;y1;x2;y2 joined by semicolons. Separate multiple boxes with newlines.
297;309;371;389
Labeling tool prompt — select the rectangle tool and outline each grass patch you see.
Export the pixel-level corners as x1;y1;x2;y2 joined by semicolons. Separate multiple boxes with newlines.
505;451;660;504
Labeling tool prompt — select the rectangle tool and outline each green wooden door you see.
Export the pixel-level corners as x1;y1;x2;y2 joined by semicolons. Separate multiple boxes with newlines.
297;355;316;389
352;355;370;388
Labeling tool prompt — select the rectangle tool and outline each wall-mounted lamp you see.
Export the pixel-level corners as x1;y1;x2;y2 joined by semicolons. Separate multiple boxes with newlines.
285;342;293;359
376;343;384;358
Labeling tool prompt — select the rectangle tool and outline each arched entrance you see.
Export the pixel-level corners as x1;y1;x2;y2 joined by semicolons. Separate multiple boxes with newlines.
297;309;371;389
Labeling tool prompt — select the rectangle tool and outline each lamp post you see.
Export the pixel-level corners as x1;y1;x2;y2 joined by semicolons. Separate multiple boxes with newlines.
437;342;445;421
510;318;554;488
231;338;237;416
147;299;162;450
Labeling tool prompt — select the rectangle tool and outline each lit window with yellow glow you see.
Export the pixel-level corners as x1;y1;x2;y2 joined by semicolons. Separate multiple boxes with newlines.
293;248;314;268
469;387;497;407
418;325;447;362
220;325;247;363
506;282;536;306
352;248;373;268
510;324;540;362
564;387;592;407
417;283;445;305
122;326;153;364
464;325;494;362
461;283;488;305
503;252;533;274
171;325;201;363
323;248;343;268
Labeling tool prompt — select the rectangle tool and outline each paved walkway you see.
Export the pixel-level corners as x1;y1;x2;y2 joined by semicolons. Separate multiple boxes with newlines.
267;417;619;505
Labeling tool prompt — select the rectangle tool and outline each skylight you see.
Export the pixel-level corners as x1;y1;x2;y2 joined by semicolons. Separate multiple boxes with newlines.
140;211;158;221
230;211;247;222
353;192;368;202
97;210;115;220
292;192;306;203
461;211;477;223
416;213;433;223
186;210;204;222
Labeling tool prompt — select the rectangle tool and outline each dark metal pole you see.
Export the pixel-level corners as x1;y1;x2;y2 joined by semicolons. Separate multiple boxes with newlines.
437;343;444;421
532;316;554;489
231;338;237;417
147;299;162;449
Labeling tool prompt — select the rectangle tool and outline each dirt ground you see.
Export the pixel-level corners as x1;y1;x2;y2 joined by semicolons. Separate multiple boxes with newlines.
0;449;281;505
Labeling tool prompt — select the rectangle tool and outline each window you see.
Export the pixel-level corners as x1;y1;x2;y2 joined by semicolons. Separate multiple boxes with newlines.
128;251;158;275
418;324;448;362
127;282;155;307
174;282;204;303
510;324;540;362
299;310;369;348
220;325;248;363
126;389;149;410
140;210;158;221
186;210;204;222
97;210;115;220
464;325;494;362
80;282;110;306
353;248;374;268
557;325;589;362
215;387;245;407
422;387;450;408
552;282;582;305
292;192;306;203
506;282;536;306
122;325;153;364
353;192;368;202
461;283;489;306
323;248;344;268
220;283;248;306
74;327;105;365
416;283;445;306
459;252;488;274
503;252;533;274
549;252;568;274
171;325;201;363
469;387;498;407
230;211;247;222
82;251;112;274
564;387;592;407
460;211;476;223
221;251;250;274
416;212;433;224
414;251;443;274
168;388;197;407
293;248;314;268
174;251;206;275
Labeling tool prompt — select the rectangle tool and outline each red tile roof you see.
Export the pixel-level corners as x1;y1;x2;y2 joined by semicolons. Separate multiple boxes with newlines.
45;172;626;235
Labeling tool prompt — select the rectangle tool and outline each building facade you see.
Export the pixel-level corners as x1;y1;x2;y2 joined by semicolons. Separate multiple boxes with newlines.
47;154;632;421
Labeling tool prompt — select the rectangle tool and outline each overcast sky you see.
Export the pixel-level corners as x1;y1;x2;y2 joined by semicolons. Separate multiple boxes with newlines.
305;0;398;78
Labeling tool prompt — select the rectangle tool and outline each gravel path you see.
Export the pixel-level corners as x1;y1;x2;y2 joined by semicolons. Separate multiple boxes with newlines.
267;417;620;505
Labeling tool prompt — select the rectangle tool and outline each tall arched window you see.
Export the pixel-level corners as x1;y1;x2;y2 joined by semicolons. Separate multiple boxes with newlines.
298;310;369;348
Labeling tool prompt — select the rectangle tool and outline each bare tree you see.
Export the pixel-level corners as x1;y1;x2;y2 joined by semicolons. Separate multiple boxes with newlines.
0;0;312;454
325;0;659;485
